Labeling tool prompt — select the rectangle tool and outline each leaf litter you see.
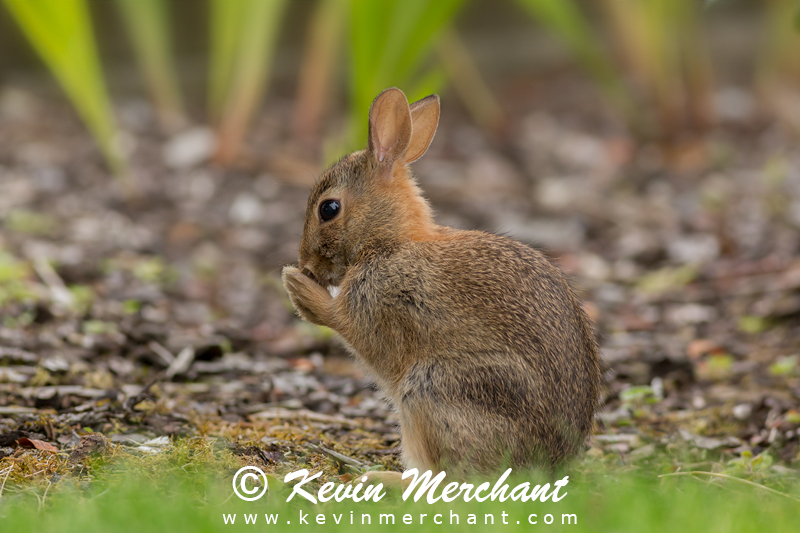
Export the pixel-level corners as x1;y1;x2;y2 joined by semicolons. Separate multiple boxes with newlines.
0;72;799;505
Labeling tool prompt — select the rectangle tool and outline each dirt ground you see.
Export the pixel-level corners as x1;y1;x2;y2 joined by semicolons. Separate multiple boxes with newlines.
0;67;799;495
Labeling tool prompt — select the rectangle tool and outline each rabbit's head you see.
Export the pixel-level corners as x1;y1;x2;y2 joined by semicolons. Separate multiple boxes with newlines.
298;87;440;288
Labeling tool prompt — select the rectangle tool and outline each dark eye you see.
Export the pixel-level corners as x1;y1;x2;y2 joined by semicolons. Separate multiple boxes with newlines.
319;199;340;222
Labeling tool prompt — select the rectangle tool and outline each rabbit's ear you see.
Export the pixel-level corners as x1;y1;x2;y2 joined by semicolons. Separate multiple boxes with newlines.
404;95;440;164
368;88;412;167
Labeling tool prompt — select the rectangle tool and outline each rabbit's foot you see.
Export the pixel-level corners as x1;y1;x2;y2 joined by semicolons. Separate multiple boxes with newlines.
282;266;336;328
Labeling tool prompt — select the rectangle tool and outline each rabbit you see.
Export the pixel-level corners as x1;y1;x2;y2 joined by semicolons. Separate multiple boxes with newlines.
282;87;600;477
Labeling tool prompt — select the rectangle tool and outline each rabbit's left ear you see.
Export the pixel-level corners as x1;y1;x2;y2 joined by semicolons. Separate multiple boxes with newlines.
404;95;440;164
368;87;412;167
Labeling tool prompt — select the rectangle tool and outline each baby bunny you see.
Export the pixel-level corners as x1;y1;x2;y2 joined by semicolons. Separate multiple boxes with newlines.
282;87;600;475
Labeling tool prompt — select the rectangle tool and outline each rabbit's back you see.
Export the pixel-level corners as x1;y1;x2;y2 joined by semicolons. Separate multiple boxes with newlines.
351;230;597;368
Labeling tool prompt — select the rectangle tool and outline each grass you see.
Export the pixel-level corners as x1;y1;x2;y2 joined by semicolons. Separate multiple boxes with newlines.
1;432;797;533
1;458;797;532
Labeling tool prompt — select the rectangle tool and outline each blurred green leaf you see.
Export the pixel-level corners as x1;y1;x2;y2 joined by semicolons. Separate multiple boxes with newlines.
738;315;770;334
0;251;36;307
122;299;142;315
115;0;184;130
2;0;126;176
515;0;621;98
769;354;798;376
4;209;57;236
82;319;118;335
795;1;800;31
750;453;774;470
208;0;246;121
515;0;638;130
695;353;734;381
620;385;659;405
347;0;465;147
637;265;698;295
131;256;177;286
209;0;287;163
68;284;94;315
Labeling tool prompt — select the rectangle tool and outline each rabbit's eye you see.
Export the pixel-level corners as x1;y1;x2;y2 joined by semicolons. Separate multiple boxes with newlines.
319;199;340;222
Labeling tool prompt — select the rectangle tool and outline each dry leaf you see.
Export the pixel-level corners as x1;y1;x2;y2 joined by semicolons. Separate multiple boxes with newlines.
17;437;58;452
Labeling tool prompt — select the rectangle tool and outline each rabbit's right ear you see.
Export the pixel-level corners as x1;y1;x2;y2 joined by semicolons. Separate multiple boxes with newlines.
368;88;412;172
404;95;440;164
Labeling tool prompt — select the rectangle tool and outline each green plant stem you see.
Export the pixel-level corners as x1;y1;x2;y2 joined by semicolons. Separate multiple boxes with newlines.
347;0;465;148
435;26;505;131
115;0;185;131
209;0;287;164
292;0;347;147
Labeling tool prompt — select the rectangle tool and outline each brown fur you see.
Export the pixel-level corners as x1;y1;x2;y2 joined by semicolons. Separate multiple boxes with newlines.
282;88;600;475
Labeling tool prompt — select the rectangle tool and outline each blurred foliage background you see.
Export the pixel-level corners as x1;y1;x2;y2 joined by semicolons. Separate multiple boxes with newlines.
0;0;798;177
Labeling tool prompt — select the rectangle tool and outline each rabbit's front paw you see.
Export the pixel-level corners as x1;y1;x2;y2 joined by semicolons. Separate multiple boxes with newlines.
282;266;335;328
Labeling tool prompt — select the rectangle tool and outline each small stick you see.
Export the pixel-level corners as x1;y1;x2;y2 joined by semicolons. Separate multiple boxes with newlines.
165;346;195;379
32;257;72;307
147;341;175;366
250;407;361;427
123;372;164;411
659;471;800;503
307;443;367;470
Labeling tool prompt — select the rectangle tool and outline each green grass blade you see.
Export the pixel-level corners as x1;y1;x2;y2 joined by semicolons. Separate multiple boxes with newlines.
293;0;348;144
349;0;389;121
208;0;246;121
2;0;126;176
386;0;464;84
347;0;465;148
211;0;288;163
115;0;184;130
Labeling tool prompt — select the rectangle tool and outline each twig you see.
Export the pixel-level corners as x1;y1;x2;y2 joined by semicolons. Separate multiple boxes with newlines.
32;257;73;307
147;341;176;366
307;443;367;470
0;406;38;415
659;471;800;502
291;0;346;144
123;372;164;411
0;346;38;364
165;346;195;379
249;407;361;427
